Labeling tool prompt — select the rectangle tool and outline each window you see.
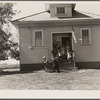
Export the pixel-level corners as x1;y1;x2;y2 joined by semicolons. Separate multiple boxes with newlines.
56;7;65;14
34;30;43;46
80;28;91;45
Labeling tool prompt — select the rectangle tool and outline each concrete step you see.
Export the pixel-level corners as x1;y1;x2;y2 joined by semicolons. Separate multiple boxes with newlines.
60;63;74;67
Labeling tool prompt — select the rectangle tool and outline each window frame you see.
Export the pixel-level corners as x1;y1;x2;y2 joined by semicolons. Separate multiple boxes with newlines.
33;30;44;47
80;28;91;45
55;6;67;15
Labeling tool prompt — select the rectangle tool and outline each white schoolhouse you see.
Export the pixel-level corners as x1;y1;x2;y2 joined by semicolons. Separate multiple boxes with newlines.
12;3;100;71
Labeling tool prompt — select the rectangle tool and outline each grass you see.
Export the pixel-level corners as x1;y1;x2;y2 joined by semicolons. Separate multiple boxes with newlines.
0;59;100;90
0;64;100;90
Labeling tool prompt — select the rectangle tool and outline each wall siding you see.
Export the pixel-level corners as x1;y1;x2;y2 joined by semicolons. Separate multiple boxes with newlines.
74;25;100;62
20;28;49;64
19;24;100;66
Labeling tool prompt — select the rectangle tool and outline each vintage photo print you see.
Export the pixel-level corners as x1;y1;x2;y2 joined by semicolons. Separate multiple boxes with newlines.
0;0;100;99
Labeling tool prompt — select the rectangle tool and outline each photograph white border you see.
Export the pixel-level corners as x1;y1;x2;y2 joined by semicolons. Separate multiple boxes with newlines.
0;1;100;99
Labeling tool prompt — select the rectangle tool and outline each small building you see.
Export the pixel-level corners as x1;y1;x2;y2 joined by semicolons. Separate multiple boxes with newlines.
12;3;100;71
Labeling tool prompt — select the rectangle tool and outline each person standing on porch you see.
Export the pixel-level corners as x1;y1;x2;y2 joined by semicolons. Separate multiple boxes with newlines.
57;50;63;65
66;50;72;63
65;43;70;52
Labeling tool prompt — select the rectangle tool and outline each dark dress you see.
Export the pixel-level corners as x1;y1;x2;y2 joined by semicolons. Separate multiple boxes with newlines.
53;58;60;73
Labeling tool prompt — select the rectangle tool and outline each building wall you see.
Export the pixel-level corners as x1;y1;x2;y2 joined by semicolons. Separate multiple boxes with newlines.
19;28;49;64
74;25;100;62
19;25;72;64
19;24;100;69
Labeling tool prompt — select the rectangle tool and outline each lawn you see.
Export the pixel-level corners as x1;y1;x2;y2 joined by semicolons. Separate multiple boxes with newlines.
0;59;100;90
0;62;100;90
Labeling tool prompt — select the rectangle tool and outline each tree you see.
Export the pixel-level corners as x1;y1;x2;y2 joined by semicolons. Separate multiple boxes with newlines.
0;3;19;60
0;3;16;24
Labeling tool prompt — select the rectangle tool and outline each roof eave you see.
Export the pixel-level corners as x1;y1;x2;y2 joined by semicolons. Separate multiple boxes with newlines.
11;18;100;25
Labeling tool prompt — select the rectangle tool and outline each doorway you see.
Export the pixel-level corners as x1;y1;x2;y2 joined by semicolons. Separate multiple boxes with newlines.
62;36;72;50
52;33;72;51
51;32;75;68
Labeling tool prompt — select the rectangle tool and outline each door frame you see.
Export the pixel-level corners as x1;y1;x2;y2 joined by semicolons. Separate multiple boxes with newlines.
51;31;74;51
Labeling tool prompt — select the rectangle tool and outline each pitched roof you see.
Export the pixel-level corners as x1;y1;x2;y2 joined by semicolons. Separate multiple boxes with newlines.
12;9;93;22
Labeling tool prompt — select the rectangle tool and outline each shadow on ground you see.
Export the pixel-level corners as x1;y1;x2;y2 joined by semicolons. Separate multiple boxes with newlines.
0;68;70;76
0;70;34;76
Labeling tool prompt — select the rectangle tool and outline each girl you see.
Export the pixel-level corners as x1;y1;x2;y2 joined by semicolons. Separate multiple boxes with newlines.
43;56;48;71
66;50;72;63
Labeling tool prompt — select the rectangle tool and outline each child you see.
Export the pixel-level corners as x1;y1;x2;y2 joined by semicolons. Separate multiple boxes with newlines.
43;56;48;71
66;50;72;63
52;56;60;73
57;51;63;65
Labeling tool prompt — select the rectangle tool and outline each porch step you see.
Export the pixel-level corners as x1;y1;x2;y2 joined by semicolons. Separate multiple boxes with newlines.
60;60;77;71
60;67;78;71
61;62;74;67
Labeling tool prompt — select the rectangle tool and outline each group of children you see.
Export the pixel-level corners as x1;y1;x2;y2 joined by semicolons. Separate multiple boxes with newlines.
43;43;75;73
43;55;60;73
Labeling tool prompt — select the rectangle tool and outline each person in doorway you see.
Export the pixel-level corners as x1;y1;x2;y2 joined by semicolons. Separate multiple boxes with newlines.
66;50;72;63
65;43;70;52
60;46;66;59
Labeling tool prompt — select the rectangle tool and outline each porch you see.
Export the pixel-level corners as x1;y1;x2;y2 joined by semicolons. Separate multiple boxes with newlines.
50;31;77;71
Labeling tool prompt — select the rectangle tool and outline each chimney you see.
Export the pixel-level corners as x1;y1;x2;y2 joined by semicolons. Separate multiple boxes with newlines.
45;4;50;13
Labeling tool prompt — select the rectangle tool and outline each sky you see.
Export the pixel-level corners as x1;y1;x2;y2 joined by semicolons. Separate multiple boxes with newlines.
12;1;100;20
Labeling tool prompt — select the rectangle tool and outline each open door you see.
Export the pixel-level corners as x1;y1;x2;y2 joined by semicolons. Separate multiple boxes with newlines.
62;36;72;50
52;33;72;51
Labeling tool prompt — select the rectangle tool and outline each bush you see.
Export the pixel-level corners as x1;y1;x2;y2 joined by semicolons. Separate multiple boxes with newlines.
1;41;19;60
0;53;7;60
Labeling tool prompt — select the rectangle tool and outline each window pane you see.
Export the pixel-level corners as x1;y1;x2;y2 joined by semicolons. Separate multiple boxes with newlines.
35;31;42;46
57;7;65;14
82;29;90;44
